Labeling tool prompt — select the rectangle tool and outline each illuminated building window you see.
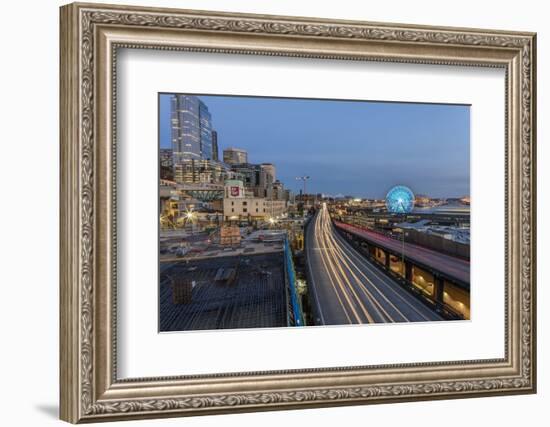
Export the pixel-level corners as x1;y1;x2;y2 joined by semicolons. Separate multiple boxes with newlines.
412;266;434;296
443;282;470;319
389;255;405;277
374;248;386;265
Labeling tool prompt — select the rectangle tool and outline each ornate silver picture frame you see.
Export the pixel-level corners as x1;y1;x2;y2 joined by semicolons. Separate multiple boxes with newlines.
60;2;536;423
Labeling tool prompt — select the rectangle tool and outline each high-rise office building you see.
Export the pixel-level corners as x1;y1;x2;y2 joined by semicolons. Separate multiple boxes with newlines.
198;101;213;160
223;147;248;165
260;163;276;182
160;148;174;181
170;95;215;182
211;130;219;162
230;163;278;198
266;180;286;201
174;159;228;184
160;148;173;168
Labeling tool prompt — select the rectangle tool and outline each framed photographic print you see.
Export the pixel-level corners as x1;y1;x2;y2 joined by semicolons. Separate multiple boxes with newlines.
60;2;537;423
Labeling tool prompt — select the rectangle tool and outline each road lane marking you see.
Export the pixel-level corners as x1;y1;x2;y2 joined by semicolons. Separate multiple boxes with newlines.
312;211;354;324
332;228;438;321
320;214;408;322
317;210;378;323
318;209;383;323
305;214;327;325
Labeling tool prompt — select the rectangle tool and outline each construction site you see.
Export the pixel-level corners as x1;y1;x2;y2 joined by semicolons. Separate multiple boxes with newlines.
159;252;296;331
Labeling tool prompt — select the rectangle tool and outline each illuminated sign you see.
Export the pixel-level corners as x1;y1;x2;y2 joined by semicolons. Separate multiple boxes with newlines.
230;186;240;197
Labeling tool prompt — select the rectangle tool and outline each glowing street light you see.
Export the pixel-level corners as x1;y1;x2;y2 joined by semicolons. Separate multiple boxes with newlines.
295;176;311;198
183;208;198;234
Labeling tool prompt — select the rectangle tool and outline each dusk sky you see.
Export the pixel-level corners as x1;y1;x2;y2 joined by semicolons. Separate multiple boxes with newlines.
159;94;470;199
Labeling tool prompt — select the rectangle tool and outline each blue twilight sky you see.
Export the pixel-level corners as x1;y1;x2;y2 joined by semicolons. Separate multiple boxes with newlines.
159;94;470;199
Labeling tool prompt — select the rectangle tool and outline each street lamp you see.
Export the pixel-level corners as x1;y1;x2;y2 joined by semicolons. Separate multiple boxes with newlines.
401;229;407;277
397;199;407;277
295;176;310;211
184;209;197;234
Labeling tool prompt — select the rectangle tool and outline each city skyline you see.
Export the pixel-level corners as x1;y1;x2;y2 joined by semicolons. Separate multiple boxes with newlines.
159;93;470;199
159;93;471;332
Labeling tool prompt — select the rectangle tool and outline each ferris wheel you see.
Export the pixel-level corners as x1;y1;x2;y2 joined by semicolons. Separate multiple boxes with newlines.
385;185;415;214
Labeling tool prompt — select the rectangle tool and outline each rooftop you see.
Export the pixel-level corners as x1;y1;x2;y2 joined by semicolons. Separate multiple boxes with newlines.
224;147;247;152
159;252;288;331
396;220;470;245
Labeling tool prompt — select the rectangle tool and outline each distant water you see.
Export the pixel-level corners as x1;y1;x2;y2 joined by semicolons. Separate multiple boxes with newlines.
412;202;470;214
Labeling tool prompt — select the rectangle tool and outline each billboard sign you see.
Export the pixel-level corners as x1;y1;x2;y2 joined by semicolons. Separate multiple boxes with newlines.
230;186;240;197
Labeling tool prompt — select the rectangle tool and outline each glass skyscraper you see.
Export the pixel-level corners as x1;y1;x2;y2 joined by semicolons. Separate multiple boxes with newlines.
211;130;219;161
170;95;215;182
199;101;213;160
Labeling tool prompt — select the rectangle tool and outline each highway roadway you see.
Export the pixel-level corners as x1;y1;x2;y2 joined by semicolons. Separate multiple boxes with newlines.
334;221;470;284
306;204;443;325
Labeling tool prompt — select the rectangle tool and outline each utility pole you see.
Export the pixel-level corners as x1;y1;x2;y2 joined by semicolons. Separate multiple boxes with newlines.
399;200;406;277
271;184;274;223
402;228;405;276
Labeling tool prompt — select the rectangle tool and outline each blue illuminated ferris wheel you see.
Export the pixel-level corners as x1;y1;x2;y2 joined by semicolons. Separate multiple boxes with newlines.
385;185;415;214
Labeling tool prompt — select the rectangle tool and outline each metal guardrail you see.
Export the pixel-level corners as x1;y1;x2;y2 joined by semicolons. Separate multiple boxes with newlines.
283;237;304;326
333;226;465;321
